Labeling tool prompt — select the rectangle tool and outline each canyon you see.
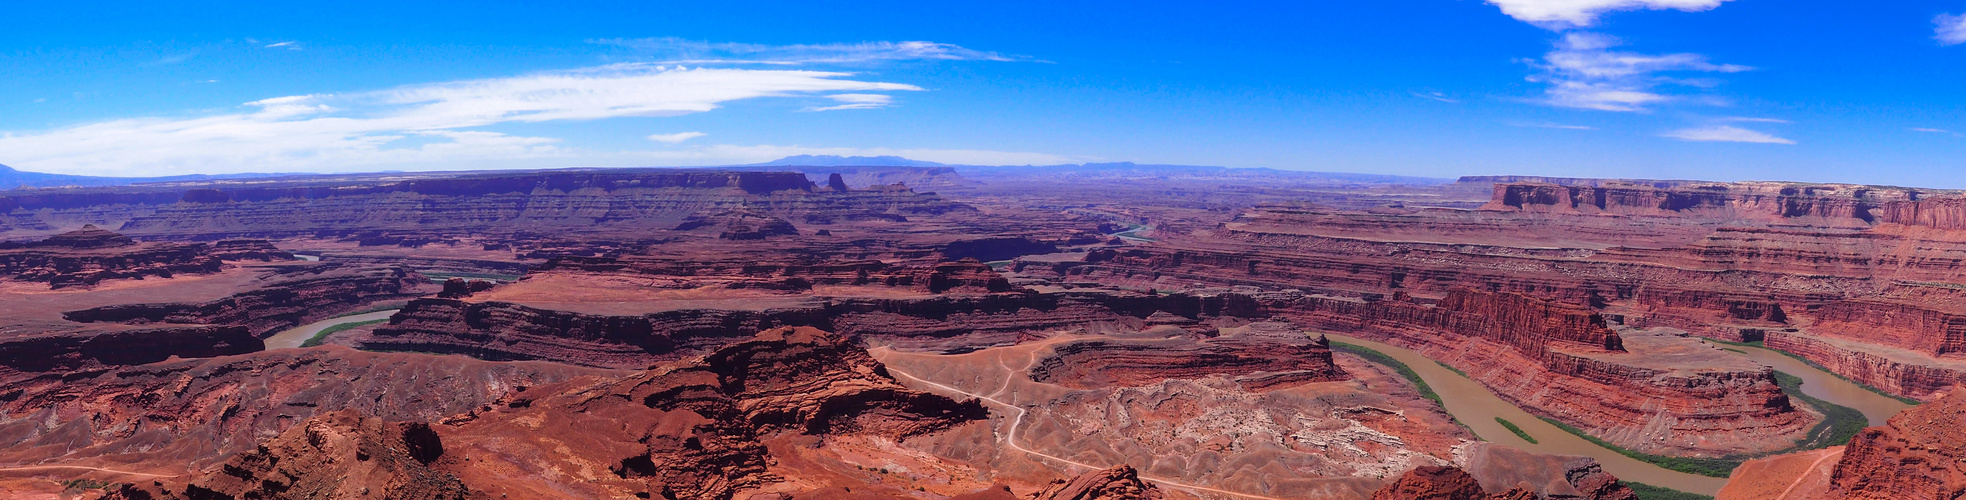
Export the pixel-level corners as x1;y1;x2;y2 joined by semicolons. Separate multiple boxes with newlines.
2;164;1964;499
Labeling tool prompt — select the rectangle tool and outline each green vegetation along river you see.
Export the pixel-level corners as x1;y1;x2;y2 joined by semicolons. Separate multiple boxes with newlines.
1327;333;1729;496
263;310;398;349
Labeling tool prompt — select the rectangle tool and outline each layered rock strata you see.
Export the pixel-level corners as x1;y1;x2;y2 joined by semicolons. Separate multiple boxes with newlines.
1032;465;1164;500
1718;388;1966;499
1270;289;1805;455
363;290;1260;368
0;348;602;471
0;226;288;288
1822;388;1966;498
0;170;977;241
1028;324;1350;391
112;410;469;500
432;326;987;499
61;263;428;336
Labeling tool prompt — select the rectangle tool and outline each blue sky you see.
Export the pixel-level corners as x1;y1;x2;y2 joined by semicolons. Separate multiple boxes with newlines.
5;1;1966;187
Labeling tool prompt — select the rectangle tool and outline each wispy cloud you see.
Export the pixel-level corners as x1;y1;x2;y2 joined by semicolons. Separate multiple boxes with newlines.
264;41;298;49
634;144;1094;166
1912;127;1962;137
1412;91;1460;103
592;38;1035;65
1513;122;1596;130
1529;33;1749;112
1486;0;1733;28
0;64;924;175
803;93;895;111
646;131;707;143
1937;14;1966;46
1660;125;1794;144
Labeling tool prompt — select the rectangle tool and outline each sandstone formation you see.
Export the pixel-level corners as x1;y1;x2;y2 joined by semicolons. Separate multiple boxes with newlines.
1371;462;1634;500
361;277;1265;368
1028;323;1350;391
1455;443;1637;500
0;348;604;471
1822;388;1966;498
111;410;469;500
1031;465;1164;500
0;226;288;288
26;165;1966;498
0;170;976;242
0;324;259;373
432;326;987;499
1718;389;1966;499
1371;466;1490;500
61;263;428;336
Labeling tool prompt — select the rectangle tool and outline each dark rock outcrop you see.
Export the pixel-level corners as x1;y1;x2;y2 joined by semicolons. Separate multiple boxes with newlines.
111;410;470;500
1824;389;1966;498
1029;324;1350;391
1031;465;1164;500
0;325;259;373
435;326;988;499
62;263;427;337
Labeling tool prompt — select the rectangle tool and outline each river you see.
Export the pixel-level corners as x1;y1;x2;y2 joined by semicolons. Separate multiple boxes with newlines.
262;310;398;349
1326;334;1735;494
1718;342;1912;426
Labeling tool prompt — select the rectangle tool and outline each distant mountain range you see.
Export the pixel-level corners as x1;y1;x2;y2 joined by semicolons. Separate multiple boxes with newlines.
0;163;293;189
750;155;948;167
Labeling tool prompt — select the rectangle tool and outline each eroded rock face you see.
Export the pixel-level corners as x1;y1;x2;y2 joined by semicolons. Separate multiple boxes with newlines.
0;226;239;288
1029;324;1349;391
0;348;602;471
435;326;987;499
1;170;977;241
112;410;470;500
1269;290;1803;455
363;290;1263;369
1824;389;1966;498
1456;443;1636;500
1371;466;1488;500
61;263;427;336
1032;465;1164;500
1372;461;1635;500
0;325;259;373
1766;330;1966;402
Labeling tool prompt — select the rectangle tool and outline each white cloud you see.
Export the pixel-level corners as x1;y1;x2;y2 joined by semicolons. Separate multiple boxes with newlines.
646;131;707;143
1938;14;1966;46
804;93;895;111
0;64;923;175
592;38;1033;64
1487;0;1732;27
1913;127;1954;133
1660;125;1794;144
264;41;297;49
1530;33;1748;112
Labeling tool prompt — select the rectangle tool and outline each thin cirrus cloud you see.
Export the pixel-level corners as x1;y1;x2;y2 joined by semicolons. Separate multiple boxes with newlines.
0;64;928;176
804;93;895;111
1529;33;1750;112
1660;125;1794;144
646;131;707;143
632;144;1093;167
591;38;1035;65
1938;13;1966;45
1485;0;1733;28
